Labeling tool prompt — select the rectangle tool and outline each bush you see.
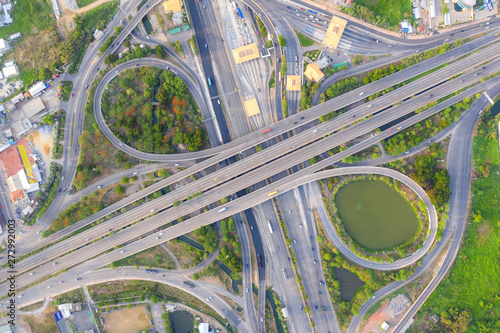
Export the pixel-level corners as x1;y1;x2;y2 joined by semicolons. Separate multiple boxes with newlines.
116;185;124;194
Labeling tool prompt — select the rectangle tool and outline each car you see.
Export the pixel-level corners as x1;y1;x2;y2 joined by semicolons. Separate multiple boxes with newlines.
75;278;81;281
71;93;74;97
300;305;304;310
151;209;155;212
116;71;119;74
61;176;64;180
294;122;297;124
97;185;103;189
59;189;62;193
291;145;296;148
482;67;486;70
313;260;317;264
96;67;100;71
29;272;34;276
293;239;297;243
300;224;303;228
60;281;64;283
18;295;23;298
156;237;160;240
322;306;325;312
133;172;138;175
86;238;90;241
250;226;253;230
475;73;479;76
47;285;51;288
300;117;304;120
397;127;401;130
146;4;149;7
359;92;364;95
206;298;210;302
146;36;150;39
319;291;322;295
353;115;356;118
85;85;89;89
289;210;292;214
319;280;324;285
388;128;392;132
405;151;410;155
205;44;208;48
246;288;249;292
388;44;393;47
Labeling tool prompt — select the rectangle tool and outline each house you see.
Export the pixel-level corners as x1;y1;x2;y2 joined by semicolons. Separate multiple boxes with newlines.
286;75;301;91
198;323;209;333
2;64;18;78
163;0;183;13
0;38;10;52
58;303;73;318
93;29;104;41
8;32;21;41
0;324;13;333
28;81;47;97
23;97;46;119
0;138;41;205
304;63;325;83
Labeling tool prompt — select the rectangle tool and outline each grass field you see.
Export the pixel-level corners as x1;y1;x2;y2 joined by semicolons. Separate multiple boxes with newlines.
113;245;176;270
417;112;500;331
22;304;59;333
102;305;152;333
354;0;412;26
295;30;314;47
0;0;54;39
77;0;100;7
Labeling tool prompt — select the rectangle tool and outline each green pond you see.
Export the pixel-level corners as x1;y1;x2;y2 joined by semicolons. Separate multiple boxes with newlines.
335;179;419;250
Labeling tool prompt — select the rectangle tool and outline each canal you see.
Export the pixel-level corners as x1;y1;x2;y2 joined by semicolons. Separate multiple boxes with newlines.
335;179;419;250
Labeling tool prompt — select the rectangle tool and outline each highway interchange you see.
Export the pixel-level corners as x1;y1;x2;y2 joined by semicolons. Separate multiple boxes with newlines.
2;0;500;332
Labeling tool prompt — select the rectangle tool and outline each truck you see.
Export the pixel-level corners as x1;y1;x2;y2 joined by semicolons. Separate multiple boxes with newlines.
257;254;262;268
283;268;288;279
267;191;277;196
218;207;227;213
262;128;271;133
183;281;195;289
208;77;212;86
237;7;243;18
267;220;273;234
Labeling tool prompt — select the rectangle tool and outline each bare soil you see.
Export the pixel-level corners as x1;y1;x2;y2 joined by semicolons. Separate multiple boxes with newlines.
27;129;53;160
13;31;60;74
101;305;153;333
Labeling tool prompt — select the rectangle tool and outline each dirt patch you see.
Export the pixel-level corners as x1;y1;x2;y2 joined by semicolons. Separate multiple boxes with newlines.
22;303;59;333
361;294;411;333
13;31;60;74
27;128;54;160
476;222;491;246
58;0;114;28
101;305;153;333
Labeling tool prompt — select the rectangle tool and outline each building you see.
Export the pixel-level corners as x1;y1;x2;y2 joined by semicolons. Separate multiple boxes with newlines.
232;43;260;64
12;119;33;136
243;98;260;117
286;75;301;91
163;0;183;13
304;63;325;83
0;324;13;333
0;128;14;153
0;38;10;52
2;64;18;78
454;0;475;10
381;321;390;331
323;16;346;49
93;29;104;41
28;81;47;97
58;304;73;318
23;97;46;119
0;138;41;206
198;323;209;333
1;3;12;26
9;32;21;41
11;92;24;104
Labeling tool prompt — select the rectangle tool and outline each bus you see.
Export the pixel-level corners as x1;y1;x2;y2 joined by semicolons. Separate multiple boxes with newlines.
268;191;277;196
267;220;273;233
278;71;281;82
208;77;212;86
262;128;271;133
218;207;227;212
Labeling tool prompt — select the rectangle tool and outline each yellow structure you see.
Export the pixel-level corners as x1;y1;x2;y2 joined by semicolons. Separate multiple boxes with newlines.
286;75;301;91
232;43;260;64
18;145;36;184
243;99;260;116
304;63;324;83
323;16;347;49
163;0;183;13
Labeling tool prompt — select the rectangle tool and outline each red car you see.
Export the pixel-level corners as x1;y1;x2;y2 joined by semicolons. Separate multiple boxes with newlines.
388;129;392;132
71;93;74;97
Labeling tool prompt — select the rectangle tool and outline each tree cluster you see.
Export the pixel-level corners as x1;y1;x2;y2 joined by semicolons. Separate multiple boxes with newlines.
192;224;219;252
410;155;451;206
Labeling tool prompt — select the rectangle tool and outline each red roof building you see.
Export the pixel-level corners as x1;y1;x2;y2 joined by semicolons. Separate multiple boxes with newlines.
0;137;35;178
418;26;424;32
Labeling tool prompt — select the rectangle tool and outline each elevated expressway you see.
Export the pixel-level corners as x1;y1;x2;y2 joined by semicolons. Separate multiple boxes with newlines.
3;49;500;295
9;39;497;272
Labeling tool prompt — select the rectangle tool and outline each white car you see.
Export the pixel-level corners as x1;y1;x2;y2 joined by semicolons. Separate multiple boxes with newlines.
47;286;51;289
133;172;138;175
151;209;155;212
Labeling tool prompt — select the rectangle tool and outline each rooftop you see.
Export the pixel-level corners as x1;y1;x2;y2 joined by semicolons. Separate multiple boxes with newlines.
243;98;260;116
232;43;260;64
286;75;301;91
163;0;183;13
0;137;35;178
23;97;45;118
323;16;347;49
304;63;324;83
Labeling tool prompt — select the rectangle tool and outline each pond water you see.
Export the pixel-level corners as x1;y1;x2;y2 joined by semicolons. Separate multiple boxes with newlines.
170;310;193;333
335;179;419;250
334;267;365;301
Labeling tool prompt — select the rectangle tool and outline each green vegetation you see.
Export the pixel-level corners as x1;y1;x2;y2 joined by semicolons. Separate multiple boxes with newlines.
26;163;62;225
319;76;363;106
188;34;198;54
192;224;219;253
341;145;381;163
416;111;500;332
161;312;174;333
155;45;166;59
217;218;242;272
273;291;290;333
383;97;473;155
255;15;267;36
300;81;320;110
269;70;275;89
317;218;415;330
102;67;207;154
278;35;287;47
266;40;273;48
280;55;287;77
62;1;120;74
351;54;363;66
295;30;314;47
76;0;99;7
408;155;450;206
99;25;124;54
112;245;176;270
89;280;233;329
303;49;321;61
50;110;66;160
55;289;84;305
0;0;53;39
43;180;130;237
341;0;413;28
59;81;73;102
322;64;348;78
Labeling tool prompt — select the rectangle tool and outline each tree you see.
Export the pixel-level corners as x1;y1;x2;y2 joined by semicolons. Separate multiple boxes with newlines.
121;177;129;184
104;53;119;65
125;162;132;169
155;45;166;59
221;197;228;204
158;168;170;178
278;35;287;47
116;185;124;194
39;67;52;81
42;114;55;125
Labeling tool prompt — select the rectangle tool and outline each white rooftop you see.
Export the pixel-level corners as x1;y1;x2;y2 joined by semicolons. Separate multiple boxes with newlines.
28;81;46;97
